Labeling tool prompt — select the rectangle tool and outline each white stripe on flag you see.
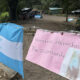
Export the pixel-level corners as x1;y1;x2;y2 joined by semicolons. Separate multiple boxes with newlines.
0;36;23;61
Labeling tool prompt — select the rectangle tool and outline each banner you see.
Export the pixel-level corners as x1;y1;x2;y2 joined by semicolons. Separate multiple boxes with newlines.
26;29;80;80
0;23;24;78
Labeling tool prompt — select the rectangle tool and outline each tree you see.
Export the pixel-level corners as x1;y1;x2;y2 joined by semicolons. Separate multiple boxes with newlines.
0;0;8;12
0;0;41;20
61;0;80;22
24;0;41;8
0;0;20;21
70;0;80;11
60;0;70;22
41;0;55;11
8;0;19;21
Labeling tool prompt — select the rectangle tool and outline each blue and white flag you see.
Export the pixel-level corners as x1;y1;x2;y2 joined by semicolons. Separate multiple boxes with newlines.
0;23;24;78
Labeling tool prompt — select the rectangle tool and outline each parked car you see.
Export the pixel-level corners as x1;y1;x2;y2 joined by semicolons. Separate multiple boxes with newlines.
72;9;80;15
28;11;39;18
34;11;43;19
19;8;32;20
19;8;42;20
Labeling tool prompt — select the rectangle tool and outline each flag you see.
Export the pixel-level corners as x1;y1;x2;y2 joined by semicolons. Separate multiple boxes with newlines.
0;23;24;78
26;29;80;80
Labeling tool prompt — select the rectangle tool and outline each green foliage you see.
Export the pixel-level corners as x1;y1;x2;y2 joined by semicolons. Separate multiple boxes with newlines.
0;0;8;12
0;12;9;22
18;0;26;9
0;0;19;20
41;0;55;10
0;12;9;18
61;0;80;12
0;0;80;21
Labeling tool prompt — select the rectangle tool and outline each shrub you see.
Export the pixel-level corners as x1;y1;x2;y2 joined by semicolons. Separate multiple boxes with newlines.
0;12;9;22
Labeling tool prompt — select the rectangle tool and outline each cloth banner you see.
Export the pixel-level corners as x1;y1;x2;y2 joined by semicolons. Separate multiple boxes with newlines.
0;23;24;78
26;29;80;80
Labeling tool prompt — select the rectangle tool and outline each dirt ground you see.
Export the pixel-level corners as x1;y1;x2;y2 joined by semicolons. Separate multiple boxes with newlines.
42;14;76;22
0;15;76;80
0;69;9;80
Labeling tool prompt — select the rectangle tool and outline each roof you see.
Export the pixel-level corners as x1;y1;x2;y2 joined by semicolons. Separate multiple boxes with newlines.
49;8;63;10
21;8;31;11
72;9;80;13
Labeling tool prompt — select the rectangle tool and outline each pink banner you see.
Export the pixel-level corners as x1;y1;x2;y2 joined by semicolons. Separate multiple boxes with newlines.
26;29;80;80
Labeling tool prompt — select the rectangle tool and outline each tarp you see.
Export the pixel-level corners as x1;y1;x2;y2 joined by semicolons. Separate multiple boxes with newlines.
0;23;24;78
26;29;80;80
34;15;42;19
49;7;63;10
68;18;74;22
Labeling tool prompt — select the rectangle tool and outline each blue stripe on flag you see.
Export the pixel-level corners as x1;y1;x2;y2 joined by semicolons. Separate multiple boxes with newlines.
0;52;24;78
0;23;23;42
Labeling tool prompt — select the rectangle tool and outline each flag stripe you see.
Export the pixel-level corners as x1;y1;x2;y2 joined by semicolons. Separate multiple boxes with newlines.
0;36;23;61
0;52;24;78
0;23;23;42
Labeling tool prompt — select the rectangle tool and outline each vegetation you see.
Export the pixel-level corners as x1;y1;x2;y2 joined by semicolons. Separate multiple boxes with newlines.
0;12;9;22
0;0;80;22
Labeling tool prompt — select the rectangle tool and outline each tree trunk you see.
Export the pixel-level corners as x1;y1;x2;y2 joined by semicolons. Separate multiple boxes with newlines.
66;10;68;22
8;0;18;21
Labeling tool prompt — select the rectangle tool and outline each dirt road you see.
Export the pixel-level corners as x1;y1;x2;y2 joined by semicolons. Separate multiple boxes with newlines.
43;14;76;22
